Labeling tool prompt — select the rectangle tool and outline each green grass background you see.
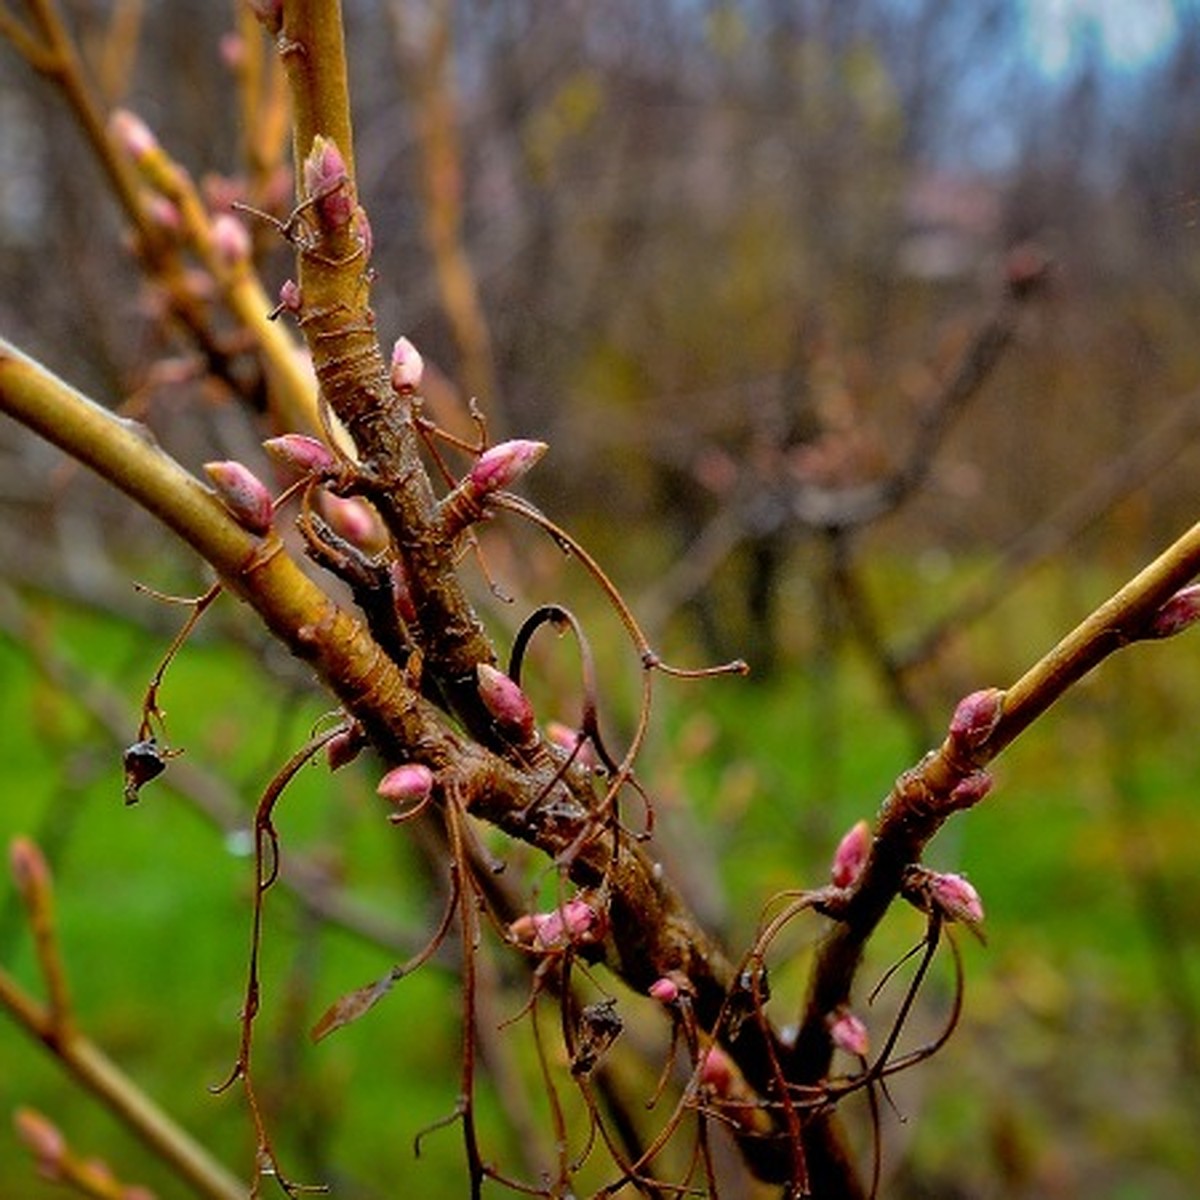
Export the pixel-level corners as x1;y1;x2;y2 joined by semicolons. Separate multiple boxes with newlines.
2;557;1200;1198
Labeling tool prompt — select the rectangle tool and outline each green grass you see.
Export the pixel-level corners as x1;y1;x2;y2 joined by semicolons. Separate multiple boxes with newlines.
2;559;1200;1198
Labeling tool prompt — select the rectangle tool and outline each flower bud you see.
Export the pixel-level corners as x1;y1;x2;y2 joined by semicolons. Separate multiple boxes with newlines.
320;491;383;550
545;721;599;770
649;976;680;1005
203;460;274;534
352;206;374;259
211;213;251;267
929;871;984;924
144;194;181;232
948;688;1004;750
1149;584;1200;639
389;336;424;395
948;769;993;810
302;135;353;228
110;109;158;163
276;278;303;316
326;726;365;772
532;896;604;949
830;819;871;888
377;763;435;813
14;1108;66;1181
828;1008;870;1057
476;662;536;744
263;433;336;475
468;439;548;494
699;1045;734;1097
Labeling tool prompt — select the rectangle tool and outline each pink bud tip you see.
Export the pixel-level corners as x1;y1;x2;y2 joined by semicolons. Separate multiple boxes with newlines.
649;977;680;1004
211;213;251;267
532;897;605;949
320;491;383;551
1005;242;1050;298
219;32;246;71
326;726;365;772
948;770;993;810
476;662;536;744
203;460;273;534
930;871;985;924
1150;584;1200;639
302;135;353;228
389;336;424;394
468;439;548;494
9;836;49;894
377;763;435;807
830;819;871;888
948;688;1004;749
277;278;303;314
545;721;599;769
263;433;336;475
699;1046;735;1096
144;195;181;232
14;1108;66;1180
508;914;540;943
828;1009;870;1057
110;109;158;162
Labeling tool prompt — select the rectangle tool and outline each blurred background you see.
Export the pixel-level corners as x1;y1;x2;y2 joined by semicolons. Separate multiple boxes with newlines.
3;1;1200;1197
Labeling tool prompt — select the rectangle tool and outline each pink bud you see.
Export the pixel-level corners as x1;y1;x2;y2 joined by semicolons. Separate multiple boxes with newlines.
828;1008;870;1057
326;726;365;772
389;336;424;394
263;433;336;475
699;1046;735;1096
302;135;353;228
545;721;599;770
276;278;303;315
830;819;871;888
1005;242;1050;298
219;32;246;71
532;897;605;949
14;1108;66;1181
930;871;985;924
211;213;251;267
948;688;1004;749
203;460;273;534
144;194;181;232
9;836;50;897
468;439;548;494
649;977;680;1005
321;491;383;550
1149;584;1200;639
948;770;993;810
476;662;536;744
377;763;435;811
110;109;158;163
508;913;540;944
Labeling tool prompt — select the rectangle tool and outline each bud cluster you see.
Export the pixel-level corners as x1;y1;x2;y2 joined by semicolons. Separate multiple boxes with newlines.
509;895;608;951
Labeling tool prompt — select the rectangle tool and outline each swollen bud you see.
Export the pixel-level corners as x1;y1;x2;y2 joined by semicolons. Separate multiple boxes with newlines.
203;460;274;534
211;213;251;267
321;491;383;551
904;865;985;925
302;135;353;228
1149;584;1200;639
828;1008;870;1058
699;1045;735;1097
263;433;336;475
476;662;536;745
830;819;871;888
468;439;548;494
110;109;158;163
532;896;606;950
948;688;1004;750
376;764;435;821
948;769;993;810
14;1108;66;1182
389;336;424;395
649;976;680;1005
930;871;985;924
